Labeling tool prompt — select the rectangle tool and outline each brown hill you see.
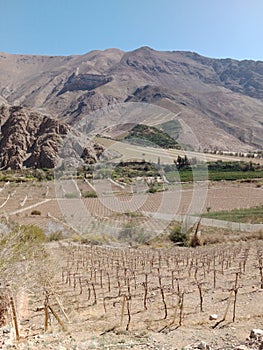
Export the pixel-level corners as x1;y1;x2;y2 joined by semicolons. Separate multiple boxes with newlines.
0;47;262;163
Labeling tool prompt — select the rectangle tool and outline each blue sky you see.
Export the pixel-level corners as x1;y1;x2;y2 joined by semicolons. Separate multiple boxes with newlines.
0;0;263;60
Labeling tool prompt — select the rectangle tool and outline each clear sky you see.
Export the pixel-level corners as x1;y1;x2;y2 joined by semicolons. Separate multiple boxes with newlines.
0;0;263;60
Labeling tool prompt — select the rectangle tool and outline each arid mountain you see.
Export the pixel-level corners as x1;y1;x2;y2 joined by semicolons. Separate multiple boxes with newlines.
0;47;263;165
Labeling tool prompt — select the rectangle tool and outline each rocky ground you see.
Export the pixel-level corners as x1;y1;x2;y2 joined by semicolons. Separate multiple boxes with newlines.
1;324;263;349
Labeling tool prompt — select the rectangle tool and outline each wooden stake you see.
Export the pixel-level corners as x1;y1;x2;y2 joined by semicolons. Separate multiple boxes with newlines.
232;273;239;322
197;282;203;312
126;296;131;331
121;294;126;326
44;302;49;332
179;292;184;327
48;304;66;331
9;294;19;341
143;274;148;311
212;290;234;329
158;272;167;319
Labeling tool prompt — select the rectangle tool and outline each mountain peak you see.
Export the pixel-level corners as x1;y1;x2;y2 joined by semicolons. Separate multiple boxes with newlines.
0;47;262;166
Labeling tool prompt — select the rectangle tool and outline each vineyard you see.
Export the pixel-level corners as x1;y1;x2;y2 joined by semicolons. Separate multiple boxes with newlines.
23;240;262;349
0;176;263;348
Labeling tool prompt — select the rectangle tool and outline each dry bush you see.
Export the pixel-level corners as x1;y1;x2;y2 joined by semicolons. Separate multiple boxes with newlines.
31;209;41;216
80;233;110;245
47;230;64;241
189;233;202;247
0;224;48;291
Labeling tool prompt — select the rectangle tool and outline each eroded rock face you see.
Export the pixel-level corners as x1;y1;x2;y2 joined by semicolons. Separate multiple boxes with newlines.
80;143;104;164
0;105;105;169
0;106;86;168
24;116;69;168
58;73;113;96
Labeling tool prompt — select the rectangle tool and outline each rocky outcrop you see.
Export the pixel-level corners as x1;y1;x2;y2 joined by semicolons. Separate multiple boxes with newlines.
81;143;104;164
0;106;69;169
58;73;113;96
0;105;104;169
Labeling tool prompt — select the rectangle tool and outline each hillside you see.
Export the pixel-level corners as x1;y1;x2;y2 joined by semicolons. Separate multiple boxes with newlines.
123;124;181;149
0;47;263;169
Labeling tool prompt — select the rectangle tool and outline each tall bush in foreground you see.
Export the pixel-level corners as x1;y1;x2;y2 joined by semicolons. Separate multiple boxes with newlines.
169;224;188;246
0;224;49;330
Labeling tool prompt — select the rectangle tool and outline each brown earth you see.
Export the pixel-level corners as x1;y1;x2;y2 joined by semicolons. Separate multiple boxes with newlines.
0;47;263;153
1;239;263;349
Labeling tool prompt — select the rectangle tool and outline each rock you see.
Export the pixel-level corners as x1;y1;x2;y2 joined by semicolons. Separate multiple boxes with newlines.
235;345;250;350
19;319;30;325
250;329;263;338
80;142;104;164
184;341;210;350
209;314;218;320
0;106;69;169
197;341;208;349
57;73;113;95
3;338;14;347
0;105;105;169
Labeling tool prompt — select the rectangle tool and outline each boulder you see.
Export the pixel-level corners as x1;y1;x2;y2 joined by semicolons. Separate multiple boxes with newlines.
209;314;218;320
250;329;263;338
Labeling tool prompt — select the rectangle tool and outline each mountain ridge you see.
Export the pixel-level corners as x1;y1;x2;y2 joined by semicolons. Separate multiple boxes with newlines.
0;47;262;169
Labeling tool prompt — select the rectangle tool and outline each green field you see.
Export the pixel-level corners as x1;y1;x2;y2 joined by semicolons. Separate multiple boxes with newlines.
201;206;263;224
166;169;263;182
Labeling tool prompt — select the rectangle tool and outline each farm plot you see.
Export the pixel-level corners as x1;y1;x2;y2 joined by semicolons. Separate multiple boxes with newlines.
28;241;263;348
1;181;262;235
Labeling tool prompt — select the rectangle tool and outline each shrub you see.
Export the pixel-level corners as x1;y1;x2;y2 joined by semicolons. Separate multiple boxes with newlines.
18;224;46;243
47;230;64;241
65;192;79;199
169;225;188;246
82;191;98;198
80;233;107;245
0;224;46;267
31;209;41;216
148;185;157;193
72;233;81;242
118;222;151;244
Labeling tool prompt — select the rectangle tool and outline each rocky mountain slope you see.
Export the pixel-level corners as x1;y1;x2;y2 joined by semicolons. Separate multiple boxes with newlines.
0;47;263;168
0;105;103;169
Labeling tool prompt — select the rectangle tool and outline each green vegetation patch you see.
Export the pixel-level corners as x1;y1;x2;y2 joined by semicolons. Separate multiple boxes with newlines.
124;124;180;149
164;160;263;183
82;190;98;198
202;206;263;224
113;160;160;179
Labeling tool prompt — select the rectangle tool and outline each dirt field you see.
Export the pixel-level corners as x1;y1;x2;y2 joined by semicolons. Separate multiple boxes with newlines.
0;180;262;234
1;179;263;349
2;240;263;349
